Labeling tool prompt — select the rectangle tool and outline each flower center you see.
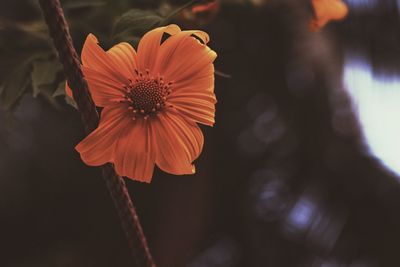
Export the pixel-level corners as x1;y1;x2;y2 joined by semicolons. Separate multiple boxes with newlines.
123;73;172;119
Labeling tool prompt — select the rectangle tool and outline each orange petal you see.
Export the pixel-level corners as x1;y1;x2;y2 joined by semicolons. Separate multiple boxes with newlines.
82;65;126;107
81;34;130;84
170;99;215;126
172;63;215;93
192;1;219;14
311;0;348;31
167;64;216;126
137;24;181;73
317;0;348;20
152;111;204;175
156;30;217;83
309;18;328;32
169;91;216;104
76;105;130;166
65;81;73;98
113;118;156;182
65;67;125;107
107;42;138;79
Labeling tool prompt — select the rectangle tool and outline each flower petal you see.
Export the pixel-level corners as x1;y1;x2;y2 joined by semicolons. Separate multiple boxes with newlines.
311;0;348;31
65;81;73;98
170;100;215;126
167;63;216;126
156;30;217;84
65;67;125;107
81;34;129;84
137;24;181;72
113;118;156;182
76;104;130;166
152;111;204;175
107;42;138;79
82;65;126;107
314;0;348;20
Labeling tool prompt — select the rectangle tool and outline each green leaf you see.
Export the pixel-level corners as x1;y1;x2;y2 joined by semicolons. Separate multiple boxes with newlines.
0;55;38;111
54;80;78;110
52;80;66;98
65;95;78;110
31;59;62;97
113;9;163;40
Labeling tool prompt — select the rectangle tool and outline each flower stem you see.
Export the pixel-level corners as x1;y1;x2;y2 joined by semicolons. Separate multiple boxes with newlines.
38;0;156;266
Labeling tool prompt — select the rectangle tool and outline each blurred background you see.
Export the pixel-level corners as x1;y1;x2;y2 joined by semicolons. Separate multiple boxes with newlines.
1;0;400;266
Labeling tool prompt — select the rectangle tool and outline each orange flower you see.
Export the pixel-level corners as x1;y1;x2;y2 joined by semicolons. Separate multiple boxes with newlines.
191;0;220;14
179;0;220;27
310;0;348;31
67;24;217;183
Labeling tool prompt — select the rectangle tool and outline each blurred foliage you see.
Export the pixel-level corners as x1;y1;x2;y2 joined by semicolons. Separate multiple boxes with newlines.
0;0;210;113
112;9;163;45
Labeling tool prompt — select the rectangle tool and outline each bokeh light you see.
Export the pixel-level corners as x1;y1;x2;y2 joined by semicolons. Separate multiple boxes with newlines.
344;55;400;177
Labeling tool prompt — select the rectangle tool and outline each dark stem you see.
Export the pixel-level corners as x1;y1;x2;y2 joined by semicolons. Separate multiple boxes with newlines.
38;0;155;266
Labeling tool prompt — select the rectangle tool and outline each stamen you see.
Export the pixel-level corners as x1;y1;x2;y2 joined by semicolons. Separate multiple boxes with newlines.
123;74;172;118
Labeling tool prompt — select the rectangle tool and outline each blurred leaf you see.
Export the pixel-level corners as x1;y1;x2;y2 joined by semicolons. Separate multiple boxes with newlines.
0;0;122;113
114;35;141;49
0;55;39;111
63;1;106;10
0;17;51;45
158;0;205;25
31;59;63;97
52;80;66;98
113;9;163;40
54;81;77;110
65;95;78;110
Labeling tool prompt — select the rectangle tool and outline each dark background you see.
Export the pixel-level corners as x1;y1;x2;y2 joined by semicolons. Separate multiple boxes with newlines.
1;0;400;266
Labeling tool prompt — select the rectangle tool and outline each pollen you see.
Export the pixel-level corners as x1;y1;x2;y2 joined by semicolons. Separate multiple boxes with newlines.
123;73;173;117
